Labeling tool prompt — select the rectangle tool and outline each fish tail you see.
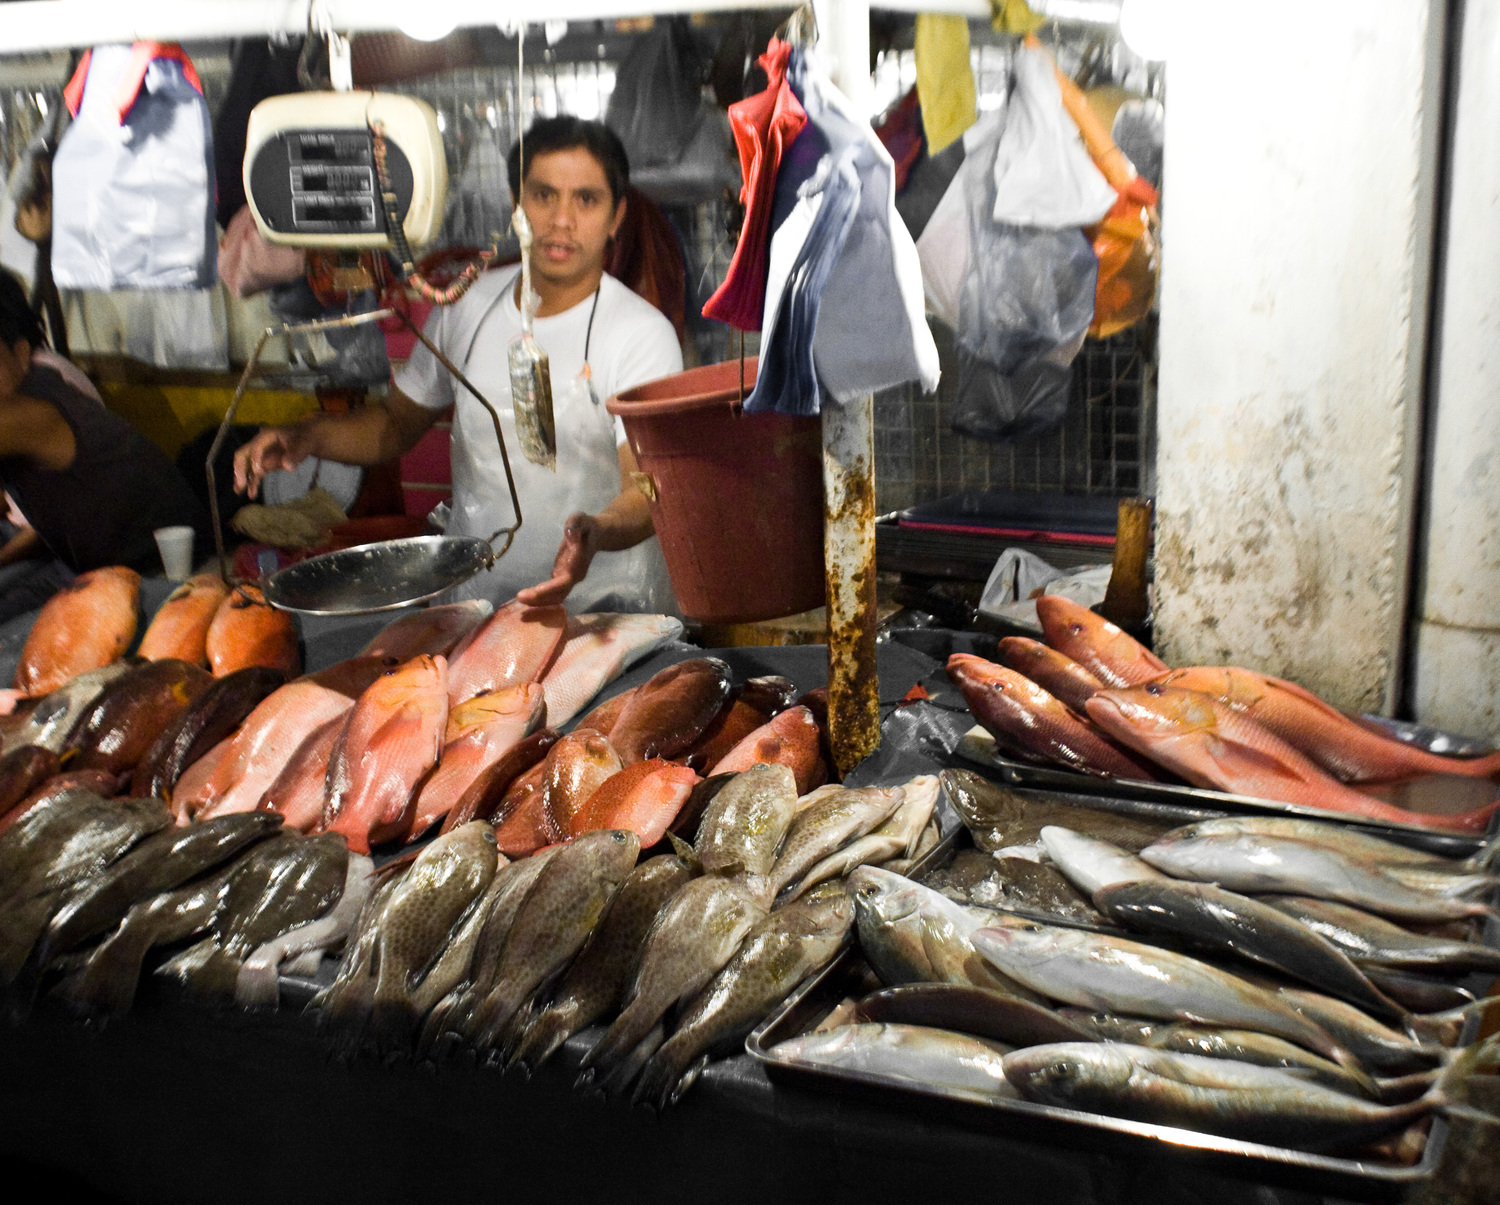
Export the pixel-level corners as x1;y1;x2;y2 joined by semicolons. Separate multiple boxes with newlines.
1464;828;1500;872
1406;995;1500;1045
156;938;241;1000
1375;1069;1440;1104
60;921;155;1016
597;1021;666;1098
368;994;421;1060
1429;1032;1500;1117
581;999;652;1073
508;1006;575;1074
631;1034;701;1111
416;987;472;1062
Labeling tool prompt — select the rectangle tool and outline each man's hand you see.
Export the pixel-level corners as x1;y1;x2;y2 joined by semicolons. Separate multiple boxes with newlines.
232;425;316;499
516;512;598;607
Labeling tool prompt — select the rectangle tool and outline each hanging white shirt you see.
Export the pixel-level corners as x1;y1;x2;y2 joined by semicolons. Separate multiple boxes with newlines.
394;269;682;611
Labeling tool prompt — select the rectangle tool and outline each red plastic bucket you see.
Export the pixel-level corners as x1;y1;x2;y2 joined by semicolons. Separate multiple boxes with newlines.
607;358;826;624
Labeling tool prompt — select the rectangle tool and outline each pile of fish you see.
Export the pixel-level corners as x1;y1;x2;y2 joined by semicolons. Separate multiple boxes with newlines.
311;768;941;1106
774;774;1500;1156
946;593;1500;833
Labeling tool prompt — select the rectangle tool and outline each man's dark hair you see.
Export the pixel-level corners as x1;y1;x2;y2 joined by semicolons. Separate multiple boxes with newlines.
0;271;44;349
507;116;630;207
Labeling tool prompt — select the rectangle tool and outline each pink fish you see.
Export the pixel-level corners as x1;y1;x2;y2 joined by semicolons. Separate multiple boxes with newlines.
406;683;546;841
170;736;234;824
1086;684;1500;833
538;612;683;728
445;600;567;705
259;712;347;832
189;680;357;822
358;600;493;661
710;705;825;794
321;655;450;853
1036;594;1167;688
573;759;699;846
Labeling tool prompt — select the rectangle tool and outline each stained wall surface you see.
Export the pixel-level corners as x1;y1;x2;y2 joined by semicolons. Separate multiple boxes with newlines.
1154;1;1443;713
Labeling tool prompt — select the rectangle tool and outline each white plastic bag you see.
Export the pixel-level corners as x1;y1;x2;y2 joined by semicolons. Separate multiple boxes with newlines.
990;45;1115;229
51;43;216;291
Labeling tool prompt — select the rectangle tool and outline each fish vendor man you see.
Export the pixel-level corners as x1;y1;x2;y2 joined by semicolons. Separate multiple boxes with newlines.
234;117;683;612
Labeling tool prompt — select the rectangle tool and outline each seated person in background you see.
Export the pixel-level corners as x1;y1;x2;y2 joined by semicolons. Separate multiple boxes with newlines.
0;271;212;621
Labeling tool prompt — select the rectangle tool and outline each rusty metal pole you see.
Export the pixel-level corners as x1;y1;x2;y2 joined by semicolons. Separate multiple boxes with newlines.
814;0;880;777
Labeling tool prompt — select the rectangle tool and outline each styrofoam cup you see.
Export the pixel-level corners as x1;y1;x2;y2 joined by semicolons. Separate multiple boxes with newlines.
153;525;195;581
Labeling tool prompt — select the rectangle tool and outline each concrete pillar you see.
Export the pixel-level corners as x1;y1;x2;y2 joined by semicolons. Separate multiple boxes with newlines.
1153;1;1446;714
1411;0;1500;742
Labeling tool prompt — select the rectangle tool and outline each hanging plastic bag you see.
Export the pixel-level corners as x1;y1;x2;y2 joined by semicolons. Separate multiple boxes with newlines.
605;18;709;171
990;44;1116;230
218;206;306;300
51;43;216;291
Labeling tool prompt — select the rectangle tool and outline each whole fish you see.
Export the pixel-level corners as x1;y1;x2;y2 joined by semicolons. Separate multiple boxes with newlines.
0;746;61;820
14;566;140;696
768;785;907;900
780;775;941;903
538;612;684;729
947;655;1159;781
709;705;825;794
772;1023;1015;1100
1276;988;1447;1075
418;847;561;1052
205;585;301;678
508;854;694;1072
394;859;515;1030
856;984;1095;1048
537;727;623;840
0;795;171;980
328;823;498;1052
1035;593;1168;688
38;810;286;965
996;636;1107;714
137;574;230;666
583;875;766;1076
188;679;357;822
1;663;133;755
408;683;545;840
358;600;493;661
679;696;775;773
257;711;347;831
155;832;349;1000
849;866;1037;998
64;659;214;775
1262;895;1500;974
445;599;567;706
321;655;449;853
694;762;799;900
130;666;285;800
1067;1011;1385;1100
439;727;559;834
236;851;376;1008
471;828;641;1050
1037;826;1167;897
1092;880;1406;1018
971;923;1354;1066
573;759;698;845
1139;831;1498;923
607;658;733;766
1001;1041;1457;1150
575;685;636;739
1160;816;1465;870
634;889;854;1107
1087;685;1500;833
1154;666;1500;782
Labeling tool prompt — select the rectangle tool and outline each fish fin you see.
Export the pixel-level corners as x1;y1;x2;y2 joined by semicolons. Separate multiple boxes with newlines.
1430;1032;1500;1112
1464;829;1500;872
599;1020;666;1098
1204;735;1318;784
665;831;700;870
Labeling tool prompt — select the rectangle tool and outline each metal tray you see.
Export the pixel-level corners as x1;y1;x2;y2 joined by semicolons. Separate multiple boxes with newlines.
954;726;1494;860
747;782;1496;1199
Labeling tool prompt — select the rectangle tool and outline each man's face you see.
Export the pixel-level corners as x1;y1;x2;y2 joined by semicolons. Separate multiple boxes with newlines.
517;146;625;288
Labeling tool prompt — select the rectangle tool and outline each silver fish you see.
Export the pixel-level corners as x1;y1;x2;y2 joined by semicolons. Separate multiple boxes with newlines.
583;874;765;1077
971;922;1353;1066
1139;832;1497;923
1275;988;1449;1075
1262;894;1500;974
633;889;854;1107
1001;1041;1453;1150
1161;816;1467;870
773;1022;1016;1100
1038;826;1167;897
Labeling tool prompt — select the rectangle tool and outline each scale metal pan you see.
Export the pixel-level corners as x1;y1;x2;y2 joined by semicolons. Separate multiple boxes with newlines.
262;535;495;615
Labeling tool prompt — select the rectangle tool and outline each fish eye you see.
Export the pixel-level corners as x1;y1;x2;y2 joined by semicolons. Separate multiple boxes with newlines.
612;831;626;842
1145;683;1164;696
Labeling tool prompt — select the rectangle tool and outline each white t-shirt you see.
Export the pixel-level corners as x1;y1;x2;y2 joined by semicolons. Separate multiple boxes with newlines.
395;269;682;611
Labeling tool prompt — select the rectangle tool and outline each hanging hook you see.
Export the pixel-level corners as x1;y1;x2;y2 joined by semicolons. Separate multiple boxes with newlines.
776;3;820;49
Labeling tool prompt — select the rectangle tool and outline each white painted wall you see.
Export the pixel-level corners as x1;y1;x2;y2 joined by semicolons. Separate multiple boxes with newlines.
1412;0;1500;742
1154;0;1445;714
